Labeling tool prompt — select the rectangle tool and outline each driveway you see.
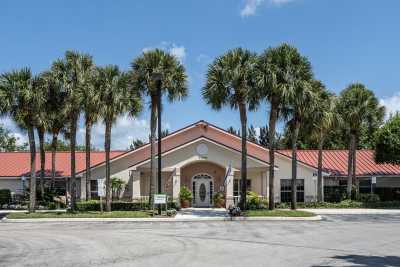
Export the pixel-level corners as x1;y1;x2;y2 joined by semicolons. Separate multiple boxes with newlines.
1;214;400;266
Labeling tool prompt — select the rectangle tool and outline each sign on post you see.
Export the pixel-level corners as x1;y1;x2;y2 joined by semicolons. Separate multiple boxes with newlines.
154;194;167;204
372;177;377;184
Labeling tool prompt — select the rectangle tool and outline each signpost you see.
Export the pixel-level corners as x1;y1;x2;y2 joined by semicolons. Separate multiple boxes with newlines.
97;179;105;213
153;194;167;215
371;176;377;194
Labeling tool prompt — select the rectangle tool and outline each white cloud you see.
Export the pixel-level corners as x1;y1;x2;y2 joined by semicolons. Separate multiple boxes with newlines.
240;0;293;17
380;93;400;119
0;117;28;146
142;42;186;63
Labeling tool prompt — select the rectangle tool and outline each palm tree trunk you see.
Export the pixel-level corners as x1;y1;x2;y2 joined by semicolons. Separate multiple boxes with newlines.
352;134;358;199
347;134;355;198
85;118;92;200
28;126;36;213
149;96;157;205
317;131;324;202
239;102;247;211
69;116;78;211
37;126;45;200
50;133;58;191
291;119;300;210
268;104;278;210
105;119;112;212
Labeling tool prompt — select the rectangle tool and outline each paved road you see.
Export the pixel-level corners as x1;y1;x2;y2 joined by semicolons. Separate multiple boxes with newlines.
1;215;400;267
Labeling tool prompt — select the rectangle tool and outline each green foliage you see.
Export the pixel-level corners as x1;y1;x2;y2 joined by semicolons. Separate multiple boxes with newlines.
0;124;28;151
275;199;400;209
111;177;125;199
213;192;225;207
76;200;150;211
375;113;400;164
43;139;93;151
246;191;261;210
0;189;12;205
357;193;380;202
245;209;315;217
179;186;193;202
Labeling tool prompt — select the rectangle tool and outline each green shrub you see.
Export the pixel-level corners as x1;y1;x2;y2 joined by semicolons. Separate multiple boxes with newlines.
213;192;225;207
357;193;380;202
179;186;193;202
76;200;150;212
0;189;11;205
246;191;261;210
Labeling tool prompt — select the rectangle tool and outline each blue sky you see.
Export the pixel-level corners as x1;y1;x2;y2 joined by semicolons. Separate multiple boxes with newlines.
1;0;400;149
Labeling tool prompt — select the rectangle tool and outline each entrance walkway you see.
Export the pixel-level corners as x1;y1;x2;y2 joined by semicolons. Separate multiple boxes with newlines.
175;208;228;219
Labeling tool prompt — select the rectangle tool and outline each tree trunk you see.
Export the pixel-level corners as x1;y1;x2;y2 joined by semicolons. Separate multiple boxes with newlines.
50;133;58;191
149;96;157;205
28;126;36;213
268;105;278;210
85;118;92;200
37;126;45;200
352;134;358;199
291;119;300;210
317;131;324;202
347;134;355;198
69;117;78;211
105;119;112;212
239;102;247;211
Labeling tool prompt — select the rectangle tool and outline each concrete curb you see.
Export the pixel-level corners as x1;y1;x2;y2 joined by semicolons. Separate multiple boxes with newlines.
0;215;322;223
299;208;400;215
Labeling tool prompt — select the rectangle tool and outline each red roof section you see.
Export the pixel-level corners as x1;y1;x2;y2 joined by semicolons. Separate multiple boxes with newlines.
0;151;125;177
279;150;400;176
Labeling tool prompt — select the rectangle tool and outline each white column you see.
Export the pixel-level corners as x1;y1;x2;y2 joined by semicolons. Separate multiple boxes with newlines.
225;167;234;208
172;168;181;202
80;175;86;200
131;170;141;200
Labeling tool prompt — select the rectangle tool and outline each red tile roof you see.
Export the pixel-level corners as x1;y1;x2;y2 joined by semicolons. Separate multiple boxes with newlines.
279;150;400;177
0;151;125;177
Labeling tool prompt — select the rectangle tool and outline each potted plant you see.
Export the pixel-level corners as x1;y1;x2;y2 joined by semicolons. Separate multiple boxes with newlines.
213;192;225;208
179;186;193;208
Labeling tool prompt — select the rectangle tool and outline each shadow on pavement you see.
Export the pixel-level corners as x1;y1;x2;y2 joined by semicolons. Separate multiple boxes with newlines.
314;254;400;267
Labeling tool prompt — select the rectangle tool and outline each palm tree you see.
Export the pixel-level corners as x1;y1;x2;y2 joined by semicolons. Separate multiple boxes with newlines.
131;49;187;205
337;83;385;198
98;65;142;212
51;51;94;211
203;48;257;210
254;43;311;210
0;68;45;212
41;71;68;191
81;69;102;200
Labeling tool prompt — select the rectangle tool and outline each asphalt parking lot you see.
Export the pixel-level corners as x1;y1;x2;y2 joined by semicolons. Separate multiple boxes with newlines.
1;214;400;267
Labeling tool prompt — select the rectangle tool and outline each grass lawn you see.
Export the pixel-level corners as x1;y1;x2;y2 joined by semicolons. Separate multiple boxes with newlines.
245;209;315;217
7;211;152;219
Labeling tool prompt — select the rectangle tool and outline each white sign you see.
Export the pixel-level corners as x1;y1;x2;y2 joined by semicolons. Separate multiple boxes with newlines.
372;177;377;184
97;179;105;197
154;194;167;204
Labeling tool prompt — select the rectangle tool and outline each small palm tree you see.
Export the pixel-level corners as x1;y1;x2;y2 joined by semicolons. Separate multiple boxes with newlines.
81;68;102;200
131;49;187;205
0;68;45;212
337;83;385;198
51;51;94;211
98;65;142;212
203;48;257;210
308;81;337;202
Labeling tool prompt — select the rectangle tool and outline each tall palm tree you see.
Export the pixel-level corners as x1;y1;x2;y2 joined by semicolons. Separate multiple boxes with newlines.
98;65;142;212
81;69;101;200
52;51;94;211
254;43;311;210
307;81;337;202
131;49;187;205
0;68;45;212
203;48;257;210
337;83;385;198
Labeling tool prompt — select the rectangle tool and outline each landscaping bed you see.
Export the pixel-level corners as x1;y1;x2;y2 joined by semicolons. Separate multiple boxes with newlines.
6;211;152;219
245;209;315;217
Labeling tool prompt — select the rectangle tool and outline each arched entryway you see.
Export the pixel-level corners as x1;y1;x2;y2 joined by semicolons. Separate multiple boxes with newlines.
181;161;225;208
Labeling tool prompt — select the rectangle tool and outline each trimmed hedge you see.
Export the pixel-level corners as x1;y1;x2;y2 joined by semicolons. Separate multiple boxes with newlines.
275;200;400;209
76;200;178;212
0;189;11;205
